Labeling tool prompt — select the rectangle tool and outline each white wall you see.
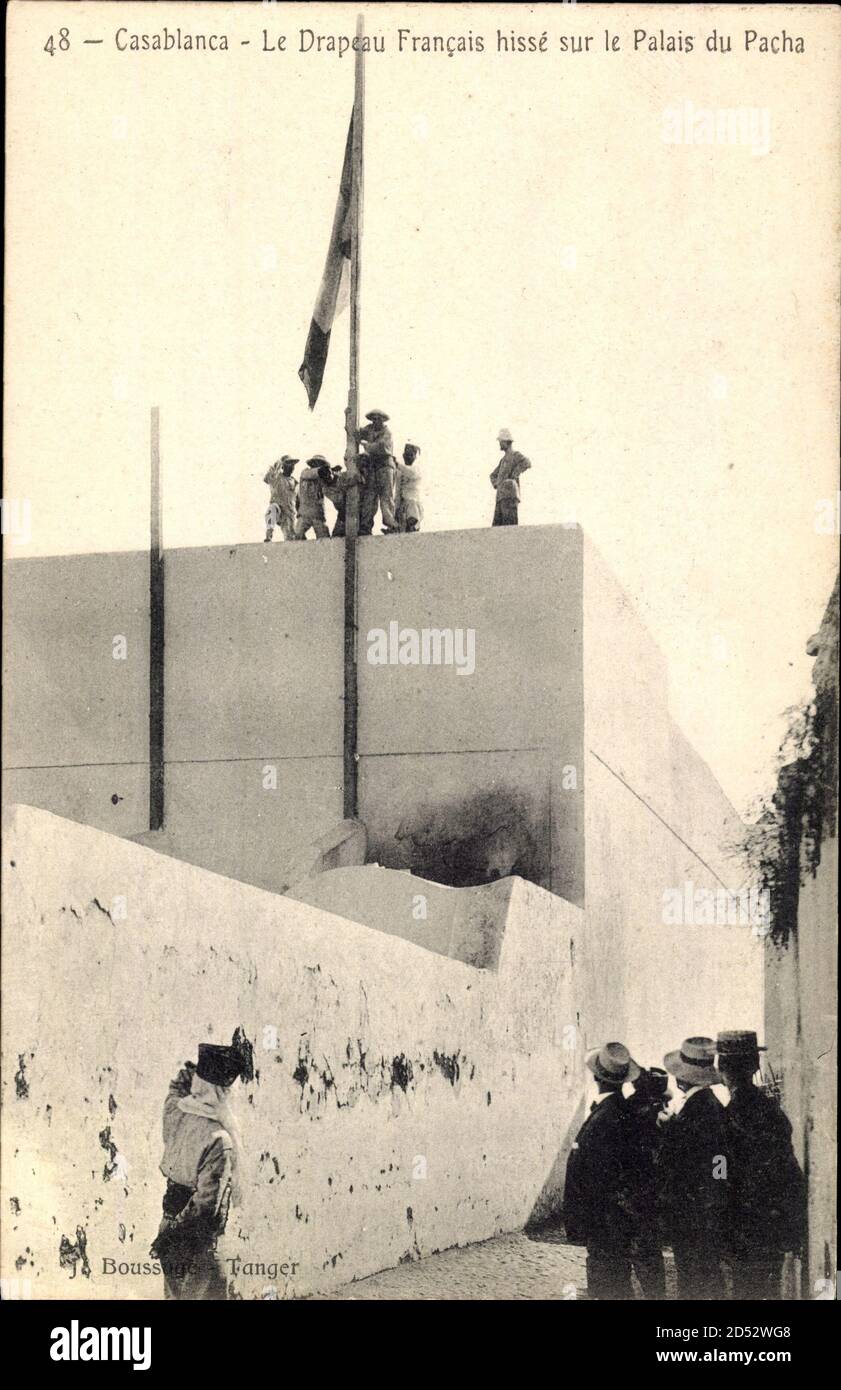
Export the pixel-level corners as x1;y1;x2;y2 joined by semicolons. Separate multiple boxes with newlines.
582;536;763;1064
2;804;583;1300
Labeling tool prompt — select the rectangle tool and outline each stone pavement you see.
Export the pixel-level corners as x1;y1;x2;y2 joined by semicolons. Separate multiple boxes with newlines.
316;1230;589;1300
317;1228;681;1300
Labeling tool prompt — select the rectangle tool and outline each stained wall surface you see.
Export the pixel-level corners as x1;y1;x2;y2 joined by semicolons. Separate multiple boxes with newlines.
1;530;770;1294
1;804;582;1300
3;528;762;1065
356;525;584;903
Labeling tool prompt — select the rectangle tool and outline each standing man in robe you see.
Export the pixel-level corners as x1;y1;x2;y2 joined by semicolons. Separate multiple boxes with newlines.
490;428;531;526
394;441;424;533
150;1030;251;1300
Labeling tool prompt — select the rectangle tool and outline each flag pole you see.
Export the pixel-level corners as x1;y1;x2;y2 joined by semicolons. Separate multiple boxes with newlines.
345;13;364;502
342;12;364;819
149;405;165;831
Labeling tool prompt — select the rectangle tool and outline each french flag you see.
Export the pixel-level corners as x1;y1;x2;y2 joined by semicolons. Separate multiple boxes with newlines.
298;116;353;409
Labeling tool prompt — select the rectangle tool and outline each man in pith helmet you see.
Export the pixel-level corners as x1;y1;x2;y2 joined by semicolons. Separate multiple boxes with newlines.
490;428;531;526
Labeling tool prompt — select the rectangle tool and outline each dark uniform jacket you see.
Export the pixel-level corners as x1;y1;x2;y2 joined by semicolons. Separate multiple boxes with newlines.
623;1099;665;1253
724;1086;805;1259
658;1087;728;1253
563;1092;631;1253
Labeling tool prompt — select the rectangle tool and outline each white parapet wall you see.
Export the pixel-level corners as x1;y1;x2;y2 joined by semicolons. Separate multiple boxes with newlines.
1;803;583;1301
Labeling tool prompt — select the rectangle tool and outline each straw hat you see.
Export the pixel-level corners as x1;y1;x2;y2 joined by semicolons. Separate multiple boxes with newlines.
585;1042;640;1086
664;1036;720;1087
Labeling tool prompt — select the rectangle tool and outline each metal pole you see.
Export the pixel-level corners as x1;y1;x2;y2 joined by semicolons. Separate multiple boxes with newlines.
342;13;364;819
149;406;165;830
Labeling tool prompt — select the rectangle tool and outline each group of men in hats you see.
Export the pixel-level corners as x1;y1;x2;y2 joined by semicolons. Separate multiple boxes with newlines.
264;417;538;539
563;1030;805;1302
263;410;424;542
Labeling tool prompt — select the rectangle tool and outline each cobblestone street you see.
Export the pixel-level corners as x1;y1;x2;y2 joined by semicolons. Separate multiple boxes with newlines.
318;1231;589;1300
317;1229;683;1300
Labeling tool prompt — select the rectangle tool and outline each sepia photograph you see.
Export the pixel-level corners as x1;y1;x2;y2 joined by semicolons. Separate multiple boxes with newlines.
1;0;838;1348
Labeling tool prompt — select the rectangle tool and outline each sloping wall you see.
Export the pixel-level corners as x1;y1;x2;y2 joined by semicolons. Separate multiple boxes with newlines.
290;865;516;968
581;538;763;1064
583;752;764;1066
1;804;582;1301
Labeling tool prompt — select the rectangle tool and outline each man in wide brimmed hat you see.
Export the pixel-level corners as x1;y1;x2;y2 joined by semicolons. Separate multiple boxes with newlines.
659;1037;728;1300
294;455;332;540
624;1067;672;1299
356;409;398;535
563;1042;639;1300
321;461;361;539
716;1031;805;1301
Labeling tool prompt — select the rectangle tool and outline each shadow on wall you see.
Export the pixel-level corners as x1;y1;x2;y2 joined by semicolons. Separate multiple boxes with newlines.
393;786;548;889
526;1091;587;1232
